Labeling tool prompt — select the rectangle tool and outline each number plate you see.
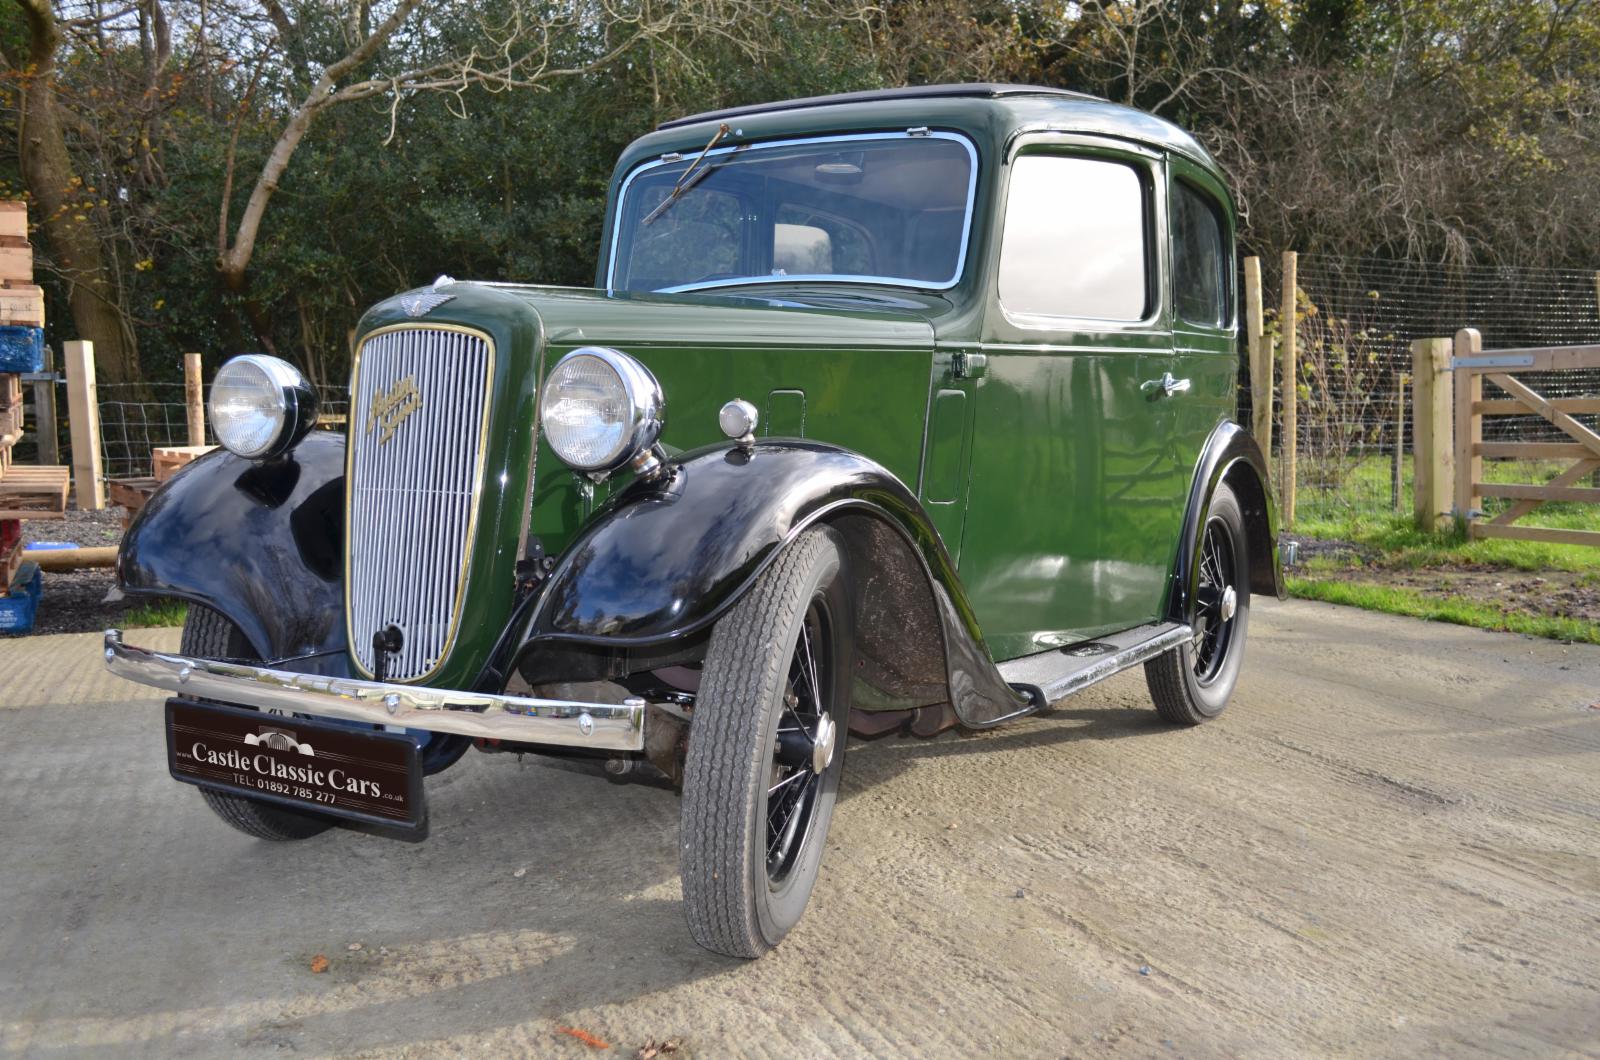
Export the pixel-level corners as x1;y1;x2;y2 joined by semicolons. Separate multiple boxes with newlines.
166;699;425;834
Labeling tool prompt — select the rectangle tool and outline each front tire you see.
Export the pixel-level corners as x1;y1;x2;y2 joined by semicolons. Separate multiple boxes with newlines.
680;527;853;958
1145;483;1251;725
181;605;334;841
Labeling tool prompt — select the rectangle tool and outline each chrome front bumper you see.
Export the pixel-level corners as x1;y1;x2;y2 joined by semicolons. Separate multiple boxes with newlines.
103;629;645;752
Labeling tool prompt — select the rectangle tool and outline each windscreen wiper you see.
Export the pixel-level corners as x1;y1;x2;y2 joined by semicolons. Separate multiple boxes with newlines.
643;123;730;226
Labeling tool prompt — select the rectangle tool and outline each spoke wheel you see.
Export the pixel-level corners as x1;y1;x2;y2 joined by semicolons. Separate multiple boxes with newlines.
181;605;334;841
766;599;837;886
1191;517;1239;685
1145;483;1251;725
681;527;853;958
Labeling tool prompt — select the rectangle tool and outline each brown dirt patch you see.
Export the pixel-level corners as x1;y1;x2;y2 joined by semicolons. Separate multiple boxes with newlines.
1284;533;1600;624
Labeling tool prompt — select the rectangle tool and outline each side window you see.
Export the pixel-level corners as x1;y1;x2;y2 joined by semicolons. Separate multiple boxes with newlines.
1172;181;1228;327
775;204;874;276
998;154;1149;321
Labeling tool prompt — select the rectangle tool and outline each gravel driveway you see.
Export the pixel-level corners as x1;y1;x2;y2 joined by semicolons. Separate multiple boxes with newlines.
1;600;1597;1058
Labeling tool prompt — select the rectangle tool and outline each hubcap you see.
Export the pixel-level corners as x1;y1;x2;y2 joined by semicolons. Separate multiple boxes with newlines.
765;597;835;887
1192;518;1239;685
812;714;836;774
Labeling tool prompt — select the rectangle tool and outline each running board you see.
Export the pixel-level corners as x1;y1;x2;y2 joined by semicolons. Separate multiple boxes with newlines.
997;622;1192;710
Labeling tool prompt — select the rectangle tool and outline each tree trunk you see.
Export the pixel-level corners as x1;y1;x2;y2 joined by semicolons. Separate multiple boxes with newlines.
6;0;140;384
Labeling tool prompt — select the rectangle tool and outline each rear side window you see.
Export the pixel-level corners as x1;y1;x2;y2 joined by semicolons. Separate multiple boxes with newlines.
998;155;1149;321
1172;181;1228;327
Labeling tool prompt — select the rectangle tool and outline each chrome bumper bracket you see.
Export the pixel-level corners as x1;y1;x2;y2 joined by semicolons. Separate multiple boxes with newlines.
103;629;645;752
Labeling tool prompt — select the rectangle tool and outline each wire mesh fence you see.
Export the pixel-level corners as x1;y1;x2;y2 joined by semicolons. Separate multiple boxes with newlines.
95;383;350;479
1244;255;1600;527
9;255;1599;531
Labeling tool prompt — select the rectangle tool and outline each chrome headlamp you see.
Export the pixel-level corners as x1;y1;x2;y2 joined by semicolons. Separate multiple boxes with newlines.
540;347;664;474
207;354;319;460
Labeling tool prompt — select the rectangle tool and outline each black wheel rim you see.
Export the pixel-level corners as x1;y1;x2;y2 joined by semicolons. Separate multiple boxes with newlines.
1191;517;1238;685
765;594;835;889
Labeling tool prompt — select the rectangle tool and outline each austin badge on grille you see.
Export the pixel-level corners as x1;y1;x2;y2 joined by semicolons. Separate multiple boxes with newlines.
367;375;423;445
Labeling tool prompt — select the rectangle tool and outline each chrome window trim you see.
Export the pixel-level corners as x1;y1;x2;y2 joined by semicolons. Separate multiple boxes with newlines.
992;135;1168;337
605;130;980;296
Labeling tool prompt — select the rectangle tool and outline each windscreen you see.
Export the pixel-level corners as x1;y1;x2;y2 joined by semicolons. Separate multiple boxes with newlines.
609;133;976;294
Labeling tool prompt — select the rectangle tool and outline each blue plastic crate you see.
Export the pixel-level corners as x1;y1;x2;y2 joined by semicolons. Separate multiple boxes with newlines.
0;325;44;373
0;564;43;634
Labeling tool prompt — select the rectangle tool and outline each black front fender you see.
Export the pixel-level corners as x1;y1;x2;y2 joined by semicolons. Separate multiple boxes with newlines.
117;431;348;668
518;441;1032;726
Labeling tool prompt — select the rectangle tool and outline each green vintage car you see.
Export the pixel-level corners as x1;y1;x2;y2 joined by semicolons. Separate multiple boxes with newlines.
108;83;1282;958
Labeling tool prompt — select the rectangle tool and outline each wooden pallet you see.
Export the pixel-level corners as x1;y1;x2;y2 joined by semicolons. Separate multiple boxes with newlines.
109;475;158;528
0;283;43;328
0;201;25;241
1;537;20;589
0;386;22;440
2;374;25;478
0;465;69;519
0;243;32;285
153;444;215;483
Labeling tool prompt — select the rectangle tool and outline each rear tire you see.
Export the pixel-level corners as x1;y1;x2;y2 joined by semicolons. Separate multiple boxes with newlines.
181;605;334;841
680;527;853;958
1145;483;1250;725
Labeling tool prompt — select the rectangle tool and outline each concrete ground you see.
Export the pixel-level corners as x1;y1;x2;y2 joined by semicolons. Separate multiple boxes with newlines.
1;600;1597;1059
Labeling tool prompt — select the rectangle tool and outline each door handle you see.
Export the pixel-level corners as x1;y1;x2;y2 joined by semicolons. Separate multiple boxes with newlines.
951;351;987;380
1141;372;1191;398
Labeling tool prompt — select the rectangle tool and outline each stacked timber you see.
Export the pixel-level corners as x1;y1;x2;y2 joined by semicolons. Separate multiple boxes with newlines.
0;201;69;627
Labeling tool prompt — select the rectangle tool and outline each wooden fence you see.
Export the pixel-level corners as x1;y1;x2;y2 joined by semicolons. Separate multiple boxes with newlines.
1447;328;1600;547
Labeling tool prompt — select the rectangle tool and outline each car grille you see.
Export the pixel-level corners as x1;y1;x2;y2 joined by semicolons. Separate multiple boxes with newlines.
346;325;493;681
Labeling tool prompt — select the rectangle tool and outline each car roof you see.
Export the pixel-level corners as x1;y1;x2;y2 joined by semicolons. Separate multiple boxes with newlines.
658;83;1102;129
649;83;1221;175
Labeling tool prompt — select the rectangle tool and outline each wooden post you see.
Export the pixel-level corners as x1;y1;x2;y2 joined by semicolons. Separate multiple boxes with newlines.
1243;256;1271;453
1279;251;1298;526
184;352;205;446
1411;337;1453;531
1453;328;1483;534
63;339;105;510
1392;371;1406;512
31;345;58;465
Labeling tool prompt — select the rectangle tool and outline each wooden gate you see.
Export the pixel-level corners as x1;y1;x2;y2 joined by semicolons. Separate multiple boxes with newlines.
1453;328;1600;546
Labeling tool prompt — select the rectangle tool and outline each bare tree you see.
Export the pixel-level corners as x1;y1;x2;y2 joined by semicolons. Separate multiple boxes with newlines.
213;0;799;347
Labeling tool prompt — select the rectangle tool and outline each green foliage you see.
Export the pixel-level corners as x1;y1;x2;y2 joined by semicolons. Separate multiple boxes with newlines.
1;0;1595;387
0;1;896;387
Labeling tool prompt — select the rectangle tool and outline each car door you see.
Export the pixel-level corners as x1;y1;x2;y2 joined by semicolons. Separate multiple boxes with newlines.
956;139;1185;661
1166;159;1240;514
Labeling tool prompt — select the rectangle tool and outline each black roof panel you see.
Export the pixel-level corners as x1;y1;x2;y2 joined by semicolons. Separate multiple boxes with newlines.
658;83;1103;130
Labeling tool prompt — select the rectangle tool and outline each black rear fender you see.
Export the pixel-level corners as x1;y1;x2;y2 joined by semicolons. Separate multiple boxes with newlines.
1169;420;1285;625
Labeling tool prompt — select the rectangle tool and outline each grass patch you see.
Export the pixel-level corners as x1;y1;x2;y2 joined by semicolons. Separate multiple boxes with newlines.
1294;513;1600;573
1282;454;1600;639
1286;576;1600;644
1291;455;1600;571
123;599;188;628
